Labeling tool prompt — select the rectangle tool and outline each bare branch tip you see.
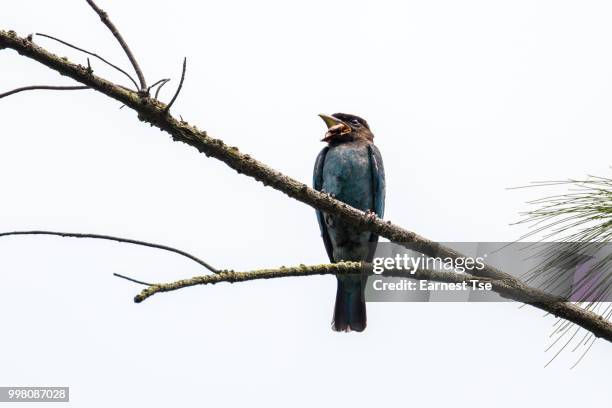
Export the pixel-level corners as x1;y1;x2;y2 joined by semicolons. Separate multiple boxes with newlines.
0;230;217;273
164;57;187;114
113;273;153;286
0;85;89;100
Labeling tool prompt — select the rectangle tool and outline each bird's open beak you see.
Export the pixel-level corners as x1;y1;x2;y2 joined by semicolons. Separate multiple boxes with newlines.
318;114;351;142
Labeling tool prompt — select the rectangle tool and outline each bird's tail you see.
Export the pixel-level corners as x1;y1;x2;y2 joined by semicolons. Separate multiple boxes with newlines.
332;276;366;332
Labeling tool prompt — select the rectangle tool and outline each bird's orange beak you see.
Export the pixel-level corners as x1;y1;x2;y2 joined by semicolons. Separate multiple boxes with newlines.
319;114;351;142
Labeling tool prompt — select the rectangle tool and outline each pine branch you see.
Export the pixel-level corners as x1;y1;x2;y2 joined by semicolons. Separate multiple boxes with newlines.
512;176;612;365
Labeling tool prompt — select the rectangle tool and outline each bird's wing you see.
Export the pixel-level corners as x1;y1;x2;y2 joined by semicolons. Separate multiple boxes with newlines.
367;144;386;260
368;144;386;219
313;146;334;262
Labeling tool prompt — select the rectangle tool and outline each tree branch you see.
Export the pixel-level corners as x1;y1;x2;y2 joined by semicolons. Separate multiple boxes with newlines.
1;29;610;342
113;272;153;286
147;78;170;95
35;32;139;90
154;78;171;99
84;0;147;91
0;85;89;99
128;261;580;318
0;230;218;273
164;57;186;113
133;262;366;303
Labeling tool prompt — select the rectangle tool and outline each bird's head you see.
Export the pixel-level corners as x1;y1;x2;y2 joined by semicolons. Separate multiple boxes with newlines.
318;113;373;144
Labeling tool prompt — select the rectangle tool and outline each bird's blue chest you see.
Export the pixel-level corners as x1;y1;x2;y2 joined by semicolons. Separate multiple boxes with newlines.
321;142;373;211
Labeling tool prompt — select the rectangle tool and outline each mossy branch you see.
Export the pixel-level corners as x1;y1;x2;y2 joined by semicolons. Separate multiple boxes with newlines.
128;261;582;318
131;262;365;302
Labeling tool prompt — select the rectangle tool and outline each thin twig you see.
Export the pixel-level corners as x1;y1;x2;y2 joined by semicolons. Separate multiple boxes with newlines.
113;273;153;286
164;57;186;113
147;78;170;94
0;85;89;99
35;32;139;89
154;79;171;99
0;230;218;273
84;0;147;90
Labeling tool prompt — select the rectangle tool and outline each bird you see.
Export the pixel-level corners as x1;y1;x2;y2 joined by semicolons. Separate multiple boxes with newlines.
313;113;385;332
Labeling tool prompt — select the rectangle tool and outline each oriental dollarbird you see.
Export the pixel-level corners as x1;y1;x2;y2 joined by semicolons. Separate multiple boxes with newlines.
313;113;386;332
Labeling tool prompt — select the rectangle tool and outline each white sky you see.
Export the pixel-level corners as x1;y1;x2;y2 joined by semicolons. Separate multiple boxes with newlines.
1;1;611;406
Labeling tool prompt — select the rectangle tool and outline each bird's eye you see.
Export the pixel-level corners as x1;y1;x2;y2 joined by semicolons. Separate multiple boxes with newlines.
351;119;361;127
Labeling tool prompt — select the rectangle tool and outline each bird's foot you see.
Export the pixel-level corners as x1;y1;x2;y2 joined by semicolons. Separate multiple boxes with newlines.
365;209;378;222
